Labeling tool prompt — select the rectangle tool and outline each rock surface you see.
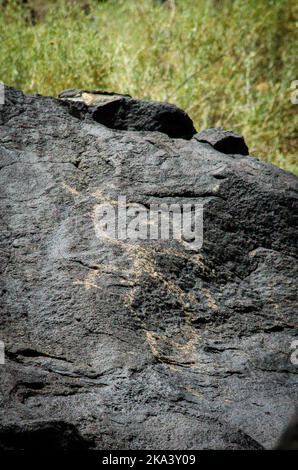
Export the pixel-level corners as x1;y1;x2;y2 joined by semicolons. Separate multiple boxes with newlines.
59;88;197;139
275;411;298;450
194;128;249;155
0;85;297;450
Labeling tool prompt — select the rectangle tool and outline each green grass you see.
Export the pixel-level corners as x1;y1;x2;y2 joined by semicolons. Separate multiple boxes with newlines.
0;0;297;174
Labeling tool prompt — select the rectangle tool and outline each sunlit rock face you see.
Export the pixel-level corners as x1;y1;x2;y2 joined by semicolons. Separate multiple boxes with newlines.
0;85;297;450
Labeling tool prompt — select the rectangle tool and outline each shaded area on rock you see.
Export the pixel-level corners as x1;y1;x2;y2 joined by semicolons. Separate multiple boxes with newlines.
194;128;249;155
275;411;298;450
58;89;197;139
0;421;94;450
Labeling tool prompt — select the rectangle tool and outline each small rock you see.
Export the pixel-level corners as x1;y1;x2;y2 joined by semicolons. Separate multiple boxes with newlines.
58;88;197;139
194;127;249;155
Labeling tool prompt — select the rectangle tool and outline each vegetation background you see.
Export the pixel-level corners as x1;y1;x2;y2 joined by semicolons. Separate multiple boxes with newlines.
0;0;297;174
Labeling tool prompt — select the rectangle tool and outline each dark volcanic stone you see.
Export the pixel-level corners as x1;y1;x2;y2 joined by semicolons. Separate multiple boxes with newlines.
194;127;249;155
0;85;297;450
58;89;197;139
0;421;93;450
91;97;197;139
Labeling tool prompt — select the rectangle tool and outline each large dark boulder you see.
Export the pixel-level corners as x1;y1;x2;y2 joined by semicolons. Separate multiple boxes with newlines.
0;85;297;449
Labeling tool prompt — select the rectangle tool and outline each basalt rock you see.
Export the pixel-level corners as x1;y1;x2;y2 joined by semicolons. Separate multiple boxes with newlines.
194;128;249;155
0;85;297;450
58;88;197;139
0;421;94;450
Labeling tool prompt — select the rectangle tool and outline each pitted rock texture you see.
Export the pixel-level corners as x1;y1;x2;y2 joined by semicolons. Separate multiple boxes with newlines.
194;128;249;155
0;85;297;450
